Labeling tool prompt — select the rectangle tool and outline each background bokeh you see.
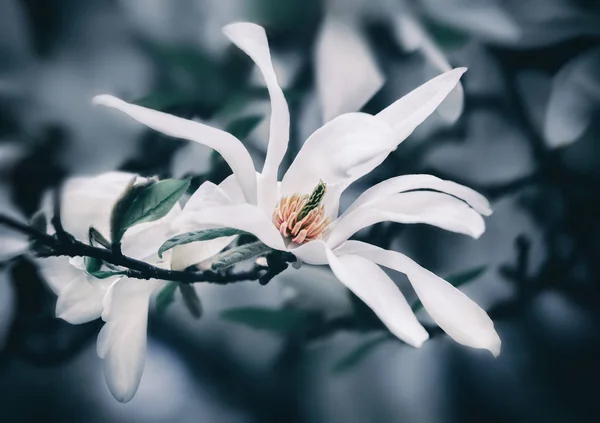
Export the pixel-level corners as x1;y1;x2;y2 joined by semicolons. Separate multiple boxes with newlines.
1;0;600;422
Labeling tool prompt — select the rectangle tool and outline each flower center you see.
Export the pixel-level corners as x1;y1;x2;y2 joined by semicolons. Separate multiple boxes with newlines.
273;181;330;244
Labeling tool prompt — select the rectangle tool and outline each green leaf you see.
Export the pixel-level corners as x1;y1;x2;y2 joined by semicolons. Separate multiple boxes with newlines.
225;115;263;140
332;334;389;374
88;227;111;249
211;241;272;270
179;284;202;319
156;282;178;315
87;269;127;279
110;178;190;246
423;20;470;50
84;256;102;274
412;265;488;312
158;227;247;258
221;307;313;333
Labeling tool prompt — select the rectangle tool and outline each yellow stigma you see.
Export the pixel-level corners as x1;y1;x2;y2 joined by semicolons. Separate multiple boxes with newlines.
273;181;330;244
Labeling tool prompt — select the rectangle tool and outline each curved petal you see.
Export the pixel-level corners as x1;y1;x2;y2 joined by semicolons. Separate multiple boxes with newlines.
223;22;290;213
343;174;492;217
289;239;328;265
315;17;384;122
394;15;464;123
325;248;429;348
328;191;486;248
61;172;140;243
93;95;257;204
281;112;395;214
336;241;501;356
170;181;237;270
376;68;467;142
98;278;163;403
37;257;115;324
186;203;286;251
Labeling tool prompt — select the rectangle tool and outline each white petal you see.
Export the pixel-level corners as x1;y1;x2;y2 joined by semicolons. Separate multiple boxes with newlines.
281;112;395;214
289;239;329;265
223;22;290;213
343;174;492;217
336;241;501;356
93;95;257;204
394;15;464;123
98;278;163;403
37;256;83;295
61;172;140;243
376;68;467;142
170;181;237;270
544;47;600;148
315;17;384;122
56;274;117;324
325;249;429;348
37;257;115;324
218;174;247;204
185;203;286;251
328;191;486;248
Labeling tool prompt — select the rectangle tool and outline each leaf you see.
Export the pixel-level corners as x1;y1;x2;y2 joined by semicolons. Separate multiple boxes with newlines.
221;307;313;333
412;265;488;312
211;241;272;270
88;227;111;249
84;256;102;274
179;284;202;319
110;179;190;246
156;282;178;315
87;269;127;279
158;227;248;258
225;115;263;140
332;334;389;374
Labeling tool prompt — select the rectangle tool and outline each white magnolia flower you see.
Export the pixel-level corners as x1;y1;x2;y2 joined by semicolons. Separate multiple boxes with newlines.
93;22;501;356
38;172;182;402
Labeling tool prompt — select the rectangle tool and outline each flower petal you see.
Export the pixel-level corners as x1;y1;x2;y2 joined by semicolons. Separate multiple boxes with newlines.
93;95;257;204
325;248;429;348
394;15;464;123
223;22;290;213
61;172;140;243
170;181;237;270
280;112;395;214
376;68;467;142
186;203;286;251
315;17;384;122
289;239;329;265
98;278;163;402
336;241;501;356
343;174;492;217
328;191;486;248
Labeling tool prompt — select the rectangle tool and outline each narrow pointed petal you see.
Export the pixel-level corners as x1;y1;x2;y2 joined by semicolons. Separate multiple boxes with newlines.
315;17;384;121
281;112;395;214
325;248;429;348
376;68;467;142
186;203;286;251
328;191;485;248
93;95;257;204
289;239;329;265
394;15;464;123
343;174;492;217
223;22;290;212
98;278;163;403
336;241;501;356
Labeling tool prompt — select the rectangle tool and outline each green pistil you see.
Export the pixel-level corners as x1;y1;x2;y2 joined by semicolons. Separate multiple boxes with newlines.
297;180;326;221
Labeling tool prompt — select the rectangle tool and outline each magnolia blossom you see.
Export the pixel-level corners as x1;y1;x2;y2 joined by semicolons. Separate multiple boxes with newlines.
94;22;501;355
38;172;186;402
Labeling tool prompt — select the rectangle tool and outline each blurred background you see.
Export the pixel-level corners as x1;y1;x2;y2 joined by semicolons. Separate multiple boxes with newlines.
1;0;600;422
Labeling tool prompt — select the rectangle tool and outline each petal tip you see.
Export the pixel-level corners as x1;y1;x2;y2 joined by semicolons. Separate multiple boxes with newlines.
92;94;117;107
